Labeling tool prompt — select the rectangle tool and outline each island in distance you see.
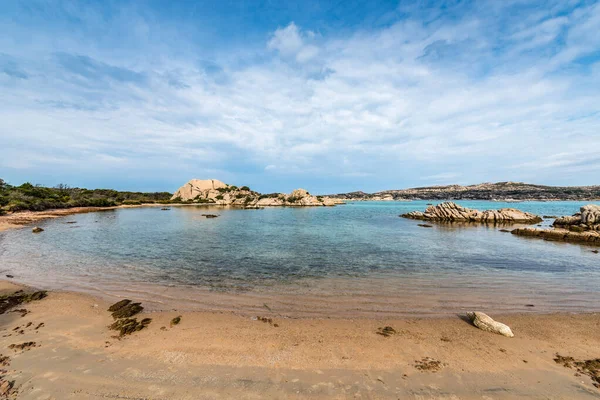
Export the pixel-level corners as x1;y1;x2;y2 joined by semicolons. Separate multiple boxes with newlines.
326;181;600;201
171;179;343;207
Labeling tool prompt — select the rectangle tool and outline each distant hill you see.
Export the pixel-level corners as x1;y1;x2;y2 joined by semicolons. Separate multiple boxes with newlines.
326;182;600;201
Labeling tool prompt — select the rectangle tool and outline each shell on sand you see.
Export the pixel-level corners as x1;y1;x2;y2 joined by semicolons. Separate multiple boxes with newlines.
467;311;514;337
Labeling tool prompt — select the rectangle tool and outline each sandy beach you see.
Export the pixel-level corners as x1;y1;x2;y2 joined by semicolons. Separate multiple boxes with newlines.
0;281;599;399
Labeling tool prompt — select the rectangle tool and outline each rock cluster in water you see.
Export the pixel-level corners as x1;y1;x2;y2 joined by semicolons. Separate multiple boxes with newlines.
553;205;600;232
511;205;600;246
401;202;542;224
171;179;341;207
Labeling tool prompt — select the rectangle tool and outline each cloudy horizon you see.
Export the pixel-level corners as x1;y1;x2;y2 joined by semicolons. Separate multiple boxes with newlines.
1;1;599;194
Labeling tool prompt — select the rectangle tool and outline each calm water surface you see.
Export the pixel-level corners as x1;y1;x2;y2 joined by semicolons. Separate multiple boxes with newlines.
1;201;599;317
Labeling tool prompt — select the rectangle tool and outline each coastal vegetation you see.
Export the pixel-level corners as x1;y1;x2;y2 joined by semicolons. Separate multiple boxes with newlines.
0;178;173;213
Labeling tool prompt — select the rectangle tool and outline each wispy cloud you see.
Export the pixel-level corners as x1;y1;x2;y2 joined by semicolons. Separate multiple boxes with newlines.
0;1;599;192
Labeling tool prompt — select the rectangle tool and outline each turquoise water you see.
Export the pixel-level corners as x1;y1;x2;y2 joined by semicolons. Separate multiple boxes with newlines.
1;201;599;317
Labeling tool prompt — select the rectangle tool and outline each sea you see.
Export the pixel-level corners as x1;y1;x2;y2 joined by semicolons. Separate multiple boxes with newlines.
1;200;599;318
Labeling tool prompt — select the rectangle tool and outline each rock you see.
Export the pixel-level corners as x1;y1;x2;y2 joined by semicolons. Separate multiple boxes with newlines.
161;207;170;210
467;311;514;337
171;179;228;201
499;229;510;233
5;275;13;279
32;227;44;233
401;202;542;224
554;205;600;232
543;215;558;219
418;224;433;228
171;178;336;207
201;214;219;218
511;227;600;245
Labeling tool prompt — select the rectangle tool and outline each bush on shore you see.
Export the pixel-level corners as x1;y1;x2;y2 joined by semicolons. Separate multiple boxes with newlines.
0;179;172;213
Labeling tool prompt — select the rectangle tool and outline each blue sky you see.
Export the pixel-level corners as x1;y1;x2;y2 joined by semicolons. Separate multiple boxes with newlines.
1;0;599;194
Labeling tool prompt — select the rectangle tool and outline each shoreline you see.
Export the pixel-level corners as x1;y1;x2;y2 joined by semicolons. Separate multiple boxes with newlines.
1;280;599;398
2;197;598;233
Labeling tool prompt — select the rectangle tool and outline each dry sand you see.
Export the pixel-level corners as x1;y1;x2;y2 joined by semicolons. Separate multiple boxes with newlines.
1;281;599;399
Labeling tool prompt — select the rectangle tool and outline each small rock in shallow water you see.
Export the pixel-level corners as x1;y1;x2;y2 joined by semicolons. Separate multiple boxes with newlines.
417;224;433;228
201;214;219;218
32;227;44;233
467;311;514;337
5;275;13;279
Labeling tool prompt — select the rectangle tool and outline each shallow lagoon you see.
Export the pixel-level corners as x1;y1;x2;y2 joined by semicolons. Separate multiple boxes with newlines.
1;200;599;317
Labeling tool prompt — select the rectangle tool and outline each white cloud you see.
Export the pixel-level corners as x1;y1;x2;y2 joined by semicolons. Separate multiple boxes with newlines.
1;2;600;192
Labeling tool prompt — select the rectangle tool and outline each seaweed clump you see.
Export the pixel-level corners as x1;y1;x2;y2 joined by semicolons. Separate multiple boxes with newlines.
109;318;152;336
376;326;397;337
414;357;444;372
0;354;14;397
555;354;600;388
109;301;143;319
107;299;150;337
0;290;47;315
8;342;37;352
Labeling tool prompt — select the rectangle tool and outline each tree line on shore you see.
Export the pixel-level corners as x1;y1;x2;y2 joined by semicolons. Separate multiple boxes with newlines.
0;179;174;214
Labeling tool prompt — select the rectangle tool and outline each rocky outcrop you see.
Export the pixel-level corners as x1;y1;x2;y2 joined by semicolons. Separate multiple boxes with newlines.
513;205;600;246
401;202;542;224
511;227;600;245
171;179;339;207
467;312;514;337
553;205;600;232
171;179;227;201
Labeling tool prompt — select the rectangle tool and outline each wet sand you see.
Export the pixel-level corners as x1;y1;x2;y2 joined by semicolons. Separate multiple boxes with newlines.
1;281;600;399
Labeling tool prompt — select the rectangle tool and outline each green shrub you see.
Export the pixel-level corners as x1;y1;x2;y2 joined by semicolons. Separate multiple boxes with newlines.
215;195;224;200
240;186;250;191
121;200;142;206
258;193;280;200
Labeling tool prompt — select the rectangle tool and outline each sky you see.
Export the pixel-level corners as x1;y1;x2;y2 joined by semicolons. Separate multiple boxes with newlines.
1;0;599;194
